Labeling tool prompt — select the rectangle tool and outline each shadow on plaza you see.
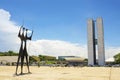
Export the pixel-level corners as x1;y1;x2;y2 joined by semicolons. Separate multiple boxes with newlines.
13;72;32;76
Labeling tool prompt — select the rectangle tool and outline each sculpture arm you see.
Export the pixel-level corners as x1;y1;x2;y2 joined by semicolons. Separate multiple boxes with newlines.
27;30;33;40
18;26;23;37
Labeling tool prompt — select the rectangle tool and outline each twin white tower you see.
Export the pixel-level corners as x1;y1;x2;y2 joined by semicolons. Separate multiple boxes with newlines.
87;17;105;66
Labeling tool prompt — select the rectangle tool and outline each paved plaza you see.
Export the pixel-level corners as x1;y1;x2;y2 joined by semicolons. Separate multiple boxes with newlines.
0;66;120;80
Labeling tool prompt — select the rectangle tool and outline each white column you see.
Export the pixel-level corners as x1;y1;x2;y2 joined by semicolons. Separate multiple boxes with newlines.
87;19;95;65
96;17;105;66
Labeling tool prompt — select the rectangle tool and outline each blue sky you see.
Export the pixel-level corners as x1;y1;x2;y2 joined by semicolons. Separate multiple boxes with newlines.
0;0;120;46
0;0;120;58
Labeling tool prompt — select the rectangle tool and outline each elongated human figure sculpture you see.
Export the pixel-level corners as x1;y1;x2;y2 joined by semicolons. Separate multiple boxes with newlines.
23;29;33;74
15;26;33;75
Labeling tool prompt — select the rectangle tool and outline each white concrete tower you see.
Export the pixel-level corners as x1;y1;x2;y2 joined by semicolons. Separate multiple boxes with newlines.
96;17;105;66
87;19;96;65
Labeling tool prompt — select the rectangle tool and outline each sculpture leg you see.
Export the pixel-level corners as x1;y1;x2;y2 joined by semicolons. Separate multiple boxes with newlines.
15;45;23;75
25;55;30;73
15;54;20;75
21;55;24;74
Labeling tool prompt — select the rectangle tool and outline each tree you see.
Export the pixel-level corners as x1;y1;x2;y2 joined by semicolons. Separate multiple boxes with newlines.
38;55;45;61
0;50;18;56
114;53;120;64
8;50;14;56
29;56;40;63
38;55;56;61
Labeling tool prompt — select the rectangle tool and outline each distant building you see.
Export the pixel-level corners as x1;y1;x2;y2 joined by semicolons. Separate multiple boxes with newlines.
58;56;85;66
87;17;105;66
58;56;76;60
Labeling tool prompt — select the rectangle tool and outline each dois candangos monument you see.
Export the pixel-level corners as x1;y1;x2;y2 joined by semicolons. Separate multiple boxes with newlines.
15;26;33;75
87;17;105;66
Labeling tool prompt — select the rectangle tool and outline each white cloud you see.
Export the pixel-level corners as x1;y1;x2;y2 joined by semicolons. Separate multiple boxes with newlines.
28;40;120;59
105;47;120;59
0;9;19;33
28;40;87;58
0;9;10;20
0;9;120;60
0;9;20;51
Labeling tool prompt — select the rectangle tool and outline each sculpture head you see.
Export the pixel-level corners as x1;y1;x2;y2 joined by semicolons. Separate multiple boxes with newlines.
26;29;28;31
23;27;25;30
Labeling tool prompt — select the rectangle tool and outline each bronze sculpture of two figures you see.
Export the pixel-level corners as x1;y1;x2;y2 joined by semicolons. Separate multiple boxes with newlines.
15;26;33;75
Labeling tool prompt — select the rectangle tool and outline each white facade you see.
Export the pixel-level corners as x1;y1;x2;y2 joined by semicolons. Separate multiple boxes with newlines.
87;19;95;65
96;17;105;65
